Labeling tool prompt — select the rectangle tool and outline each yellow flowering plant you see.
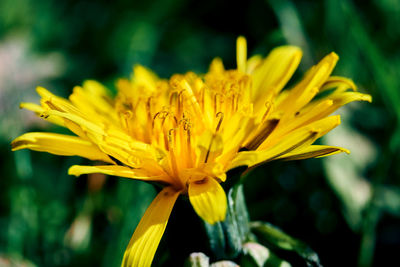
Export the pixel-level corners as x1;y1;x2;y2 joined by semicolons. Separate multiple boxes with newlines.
11;37;371;266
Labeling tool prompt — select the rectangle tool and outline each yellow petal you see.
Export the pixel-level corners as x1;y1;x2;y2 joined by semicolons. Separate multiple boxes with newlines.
218;115;256;168
196;130;223;165
230;116;341;168
11;132;112;163
221;113;256;153
20;102;65;126
276;145;350;161
236;36;247;73
246;55;263;74
209;57;225;74
244;119;280;150
122;187;180;267
252;46;302;112
273;100;334;136
320;76;357;92
37;86;84;116
132;65;159;93
230;130;318;169
260;114;341;150
40;109;107;144
68;165;174;184
294;92;372;127
276;52;339;119
42;109;157;168
69;83;117;123
188;177;227;224
82;80;112;98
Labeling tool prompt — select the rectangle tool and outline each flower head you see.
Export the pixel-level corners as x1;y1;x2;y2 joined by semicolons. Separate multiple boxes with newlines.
11;37;371;266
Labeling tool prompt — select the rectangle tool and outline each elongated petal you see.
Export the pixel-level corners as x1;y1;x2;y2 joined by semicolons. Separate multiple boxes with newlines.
122;187;180;267
321;76;357;92
132;65;159;93
209;57;225;74
68;165;174;184
43;109;158;168
20;102;65;126
230;130;318;169
43;109;106;136
37;86;85;117
294;92;372;128
260;115;341;150
252;46;302;112
276;52;339;118
69;84;117;122
11;132;113;163
237;36;247;73
276;145;350;161
230;116;341;168
188;177;227;224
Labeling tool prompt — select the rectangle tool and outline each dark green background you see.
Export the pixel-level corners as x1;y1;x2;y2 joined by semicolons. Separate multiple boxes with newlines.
1;0;399;266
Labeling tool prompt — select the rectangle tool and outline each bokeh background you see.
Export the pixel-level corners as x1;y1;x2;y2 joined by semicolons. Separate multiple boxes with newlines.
1;0;399;266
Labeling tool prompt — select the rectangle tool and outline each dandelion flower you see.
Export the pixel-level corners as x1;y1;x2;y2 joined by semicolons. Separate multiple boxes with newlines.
11;37;371;267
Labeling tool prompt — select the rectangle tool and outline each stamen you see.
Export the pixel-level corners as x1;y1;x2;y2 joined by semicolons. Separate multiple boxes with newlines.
146;97;153;119
186;127;193;168
173;116;178;127
123;111;133;136
169;91;177;106
152;111;162;130
215;112;224;132
168;128;175;143
152;110;169;129
214;93;223;114
168;129;180;178
199;86;205;111
204;133;217;163
231;93;236;113
261;101;273;122
177;90;185;117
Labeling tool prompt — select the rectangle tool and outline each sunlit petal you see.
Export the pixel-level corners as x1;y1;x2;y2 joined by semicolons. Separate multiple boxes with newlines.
188;177;227;224
122;187;180;267
11;132;112;163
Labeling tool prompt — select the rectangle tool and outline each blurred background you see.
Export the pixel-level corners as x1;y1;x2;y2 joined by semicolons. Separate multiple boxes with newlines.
1;0;399;266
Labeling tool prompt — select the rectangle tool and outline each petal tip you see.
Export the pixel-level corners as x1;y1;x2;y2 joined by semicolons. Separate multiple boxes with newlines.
237;35;246;41
329;52;339;61
68;166;81;177
364;94;373;103
10;139;21;151
36;86;48;95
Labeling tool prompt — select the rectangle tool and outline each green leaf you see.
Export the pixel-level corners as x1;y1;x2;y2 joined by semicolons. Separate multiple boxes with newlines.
250;221;321;267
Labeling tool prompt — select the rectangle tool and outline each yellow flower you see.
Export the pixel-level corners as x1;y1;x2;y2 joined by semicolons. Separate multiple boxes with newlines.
11;37;371;267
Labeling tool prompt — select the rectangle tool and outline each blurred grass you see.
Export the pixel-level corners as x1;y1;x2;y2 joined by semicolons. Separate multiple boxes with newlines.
1;0;399;266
